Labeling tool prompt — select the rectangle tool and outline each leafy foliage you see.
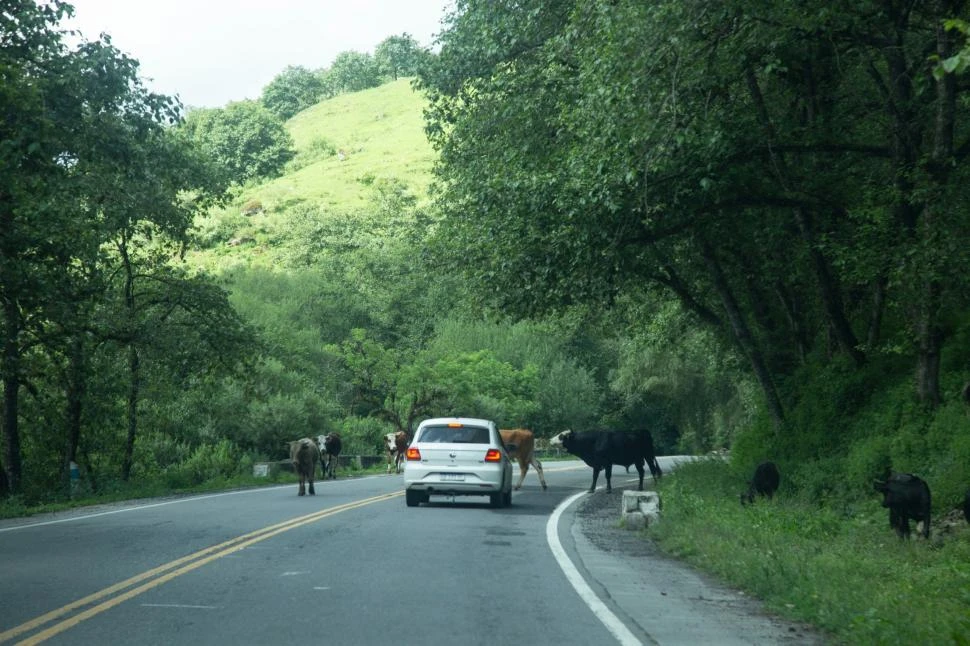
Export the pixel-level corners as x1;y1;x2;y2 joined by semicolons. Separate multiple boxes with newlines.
323;50;382;94
180;101;295;184
374;34;431;80
260;65;326;120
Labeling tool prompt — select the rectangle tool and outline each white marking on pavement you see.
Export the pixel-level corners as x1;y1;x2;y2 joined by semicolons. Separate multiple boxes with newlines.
140;604;217;609
0;474;390;533
281;571;309;576
546;490;643;646
313;587;331;591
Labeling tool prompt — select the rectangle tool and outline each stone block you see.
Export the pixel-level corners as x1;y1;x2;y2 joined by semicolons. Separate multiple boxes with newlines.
622;510;647;530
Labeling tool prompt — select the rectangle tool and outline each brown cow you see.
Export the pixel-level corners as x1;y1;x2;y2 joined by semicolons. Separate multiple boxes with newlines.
500;428;547;490
289;438;320;496
385;431;409;474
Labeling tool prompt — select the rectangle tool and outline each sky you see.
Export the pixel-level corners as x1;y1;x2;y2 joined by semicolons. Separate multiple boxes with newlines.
61;0;453;109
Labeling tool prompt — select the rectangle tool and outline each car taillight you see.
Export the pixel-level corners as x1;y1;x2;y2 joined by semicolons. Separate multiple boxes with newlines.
406;447;421;460
484;449;502;462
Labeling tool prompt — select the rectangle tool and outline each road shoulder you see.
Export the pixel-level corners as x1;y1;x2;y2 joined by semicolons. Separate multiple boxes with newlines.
566;486;826;645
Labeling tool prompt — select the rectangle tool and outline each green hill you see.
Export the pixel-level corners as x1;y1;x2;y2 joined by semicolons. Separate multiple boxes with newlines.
187;78;435;272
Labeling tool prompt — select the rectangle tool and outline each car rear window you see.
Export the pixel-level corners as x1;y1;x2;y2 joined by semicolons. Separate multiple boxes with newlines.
418;425;491;444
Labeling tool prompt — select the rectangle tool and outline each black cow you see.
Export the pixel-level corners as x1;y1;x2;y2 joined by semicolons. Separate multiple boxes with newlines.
316;433;342;480
549;429;661;493
740;461;780;505
874;473;931;539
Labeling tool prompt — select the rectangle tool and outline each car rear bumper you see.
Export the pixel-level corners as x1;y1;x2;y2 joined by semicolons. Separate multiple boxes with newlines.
404;469;507;495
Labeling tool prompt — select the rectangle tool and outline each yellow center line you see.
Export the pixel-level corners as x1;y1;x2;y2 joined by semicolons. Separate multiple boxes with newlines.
2;491;401;645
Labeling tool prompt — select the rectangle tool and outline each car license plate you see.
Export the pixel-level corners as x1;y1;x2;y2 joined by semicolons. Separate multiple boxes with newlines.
440;473;465;482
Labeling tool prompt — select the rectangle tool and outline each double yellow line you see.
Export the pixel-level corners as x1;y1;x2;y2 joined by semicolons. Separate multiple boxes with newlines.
1;491;402;645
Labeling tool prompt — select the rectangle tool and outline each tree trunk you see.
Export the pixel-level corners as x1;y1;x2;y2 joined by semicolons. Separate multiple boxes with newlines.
1;296;23;495
700;240;785;431
122;343;139;481
119;236;139;481
912;8;957;408
743;67;864;366
63;334;84;493
793;207;865;366
866;276;887;349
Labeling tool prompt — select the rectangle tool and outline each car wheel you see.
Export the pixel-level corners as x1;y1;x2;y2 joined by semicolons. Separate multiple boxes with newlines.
489;492;502;508
503;490;512;507
406;489;422;507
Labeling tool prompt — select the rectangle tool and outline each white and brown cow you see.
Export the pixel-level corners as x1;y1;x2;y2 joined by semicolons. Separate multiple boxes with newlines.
385;431;409;474
500;428;547;490
316;433;342;480
288;438;320;496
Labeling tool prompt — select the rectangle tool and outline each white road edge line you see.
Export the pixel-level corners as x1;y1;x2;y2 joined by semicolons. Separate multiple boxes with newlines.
0;474;392;533
546;490;643;646
140;604;218;609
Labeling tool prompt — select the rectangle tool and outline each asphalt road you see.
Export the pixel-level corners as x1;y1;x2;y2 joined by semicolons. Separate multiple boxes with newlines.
0;458;822;645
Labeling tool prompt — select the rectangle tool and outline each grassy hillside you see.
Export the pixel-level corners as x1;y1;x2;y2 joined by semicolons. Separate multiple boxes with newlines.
187;78;435;271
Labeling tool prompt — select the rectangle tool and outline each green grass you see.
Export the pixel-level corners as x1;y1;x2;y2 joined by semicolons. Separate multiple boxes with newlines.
252;77;434;212
650;459;970;644
185;77;435;274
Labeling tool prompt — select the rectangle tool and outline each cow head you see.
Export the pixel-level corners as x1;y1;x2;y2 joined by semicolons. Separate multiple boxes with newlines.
385;432;398;453
549;430;572;448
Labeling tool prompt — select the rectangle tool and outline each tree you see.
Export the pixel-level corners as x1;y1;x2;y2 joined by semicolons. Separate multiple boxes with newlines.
260;65;325;120
179;101;295;184
322;51;382;94
375;34;430;80
0;0;237;494
417;0;970;429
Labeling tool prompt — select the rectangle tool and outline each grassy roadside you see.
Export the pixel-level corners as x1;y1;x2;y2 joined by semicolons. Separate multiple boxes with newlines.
648;459;970;644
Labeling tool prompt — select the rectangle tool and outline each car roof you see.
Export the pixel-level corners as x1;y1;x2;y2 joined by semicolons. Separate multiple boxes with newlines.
416;417;495;429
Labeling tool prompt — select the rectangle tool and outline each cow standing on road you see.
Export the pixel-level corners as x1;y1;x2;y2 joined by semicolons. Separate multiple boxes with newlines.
549;429;660;493
288;438;320;496
385;431;409;474
316;433;342;480
500;428;548;490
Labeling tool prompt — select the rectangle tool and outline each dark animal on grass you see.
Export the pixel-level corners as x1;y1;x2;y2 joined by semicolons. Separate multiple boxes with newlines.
549;429;661;493
874;473;931;539
500;428;548;490
740;461;780;505
316;433;342;480
289;438;320;496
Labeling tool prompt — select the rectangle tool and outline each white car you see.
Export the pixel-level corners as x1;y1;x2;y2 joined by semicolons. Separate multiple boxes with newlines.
403;417;513;508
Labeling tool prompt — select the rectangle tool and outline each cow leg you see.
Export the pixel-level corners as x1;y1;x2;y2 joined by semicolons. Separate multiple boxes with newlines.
298;476;306;496
604;464;613;493
635;461;645;490
531;458;547;490
308;478;315;495
514;460;527;490
589;467;600;493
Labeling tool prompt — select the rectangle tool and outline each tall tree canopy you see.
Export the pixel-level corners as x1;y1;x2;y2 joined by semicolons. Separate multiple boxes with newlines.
417;0;970;428
180;101;295;185
260;64;325;120
323;50;382;94
0;0;243;495
375;33;431;80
